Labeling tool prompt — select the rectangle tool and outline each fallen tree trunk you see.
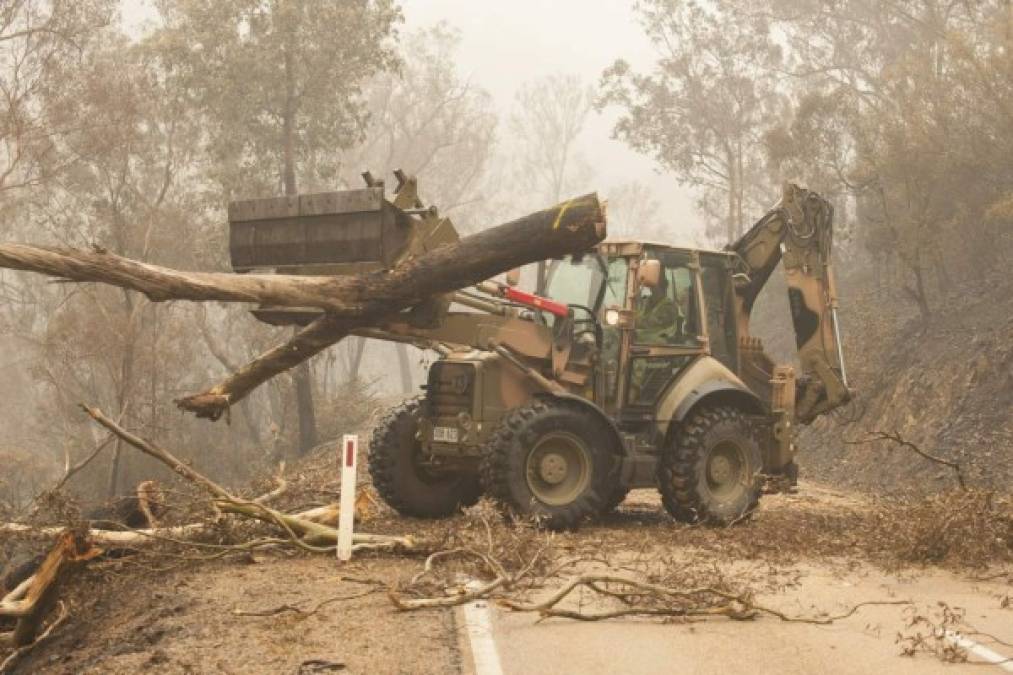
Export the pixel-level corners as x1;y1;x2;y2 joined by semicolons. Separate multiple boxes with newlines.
0;193;603;317
0;522;208;546
0;194;604;420
180;195;605;419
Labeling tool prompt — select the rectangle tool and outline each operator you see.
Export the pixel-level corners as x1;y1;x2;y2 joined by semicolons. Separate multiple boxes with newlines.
636;268;683;343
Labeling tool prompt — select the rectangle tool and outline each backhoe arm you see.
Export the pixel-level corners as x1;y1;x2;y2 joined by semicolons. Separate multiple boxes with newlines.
729;183;851;423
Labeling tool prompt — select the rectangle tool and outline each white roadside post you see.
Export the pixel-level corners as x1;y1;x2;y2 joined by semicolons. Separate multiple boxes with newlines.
337;434;358;562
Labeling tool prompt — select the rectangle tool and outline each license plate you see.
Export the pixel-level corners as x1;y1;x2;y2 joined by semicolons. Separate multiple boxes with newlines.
433;426;459;443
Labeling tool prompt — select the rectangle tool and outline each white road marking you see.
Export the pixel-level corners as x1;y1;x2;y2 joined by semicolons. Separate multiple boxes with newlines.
462;581;504;675
945;631;1013;672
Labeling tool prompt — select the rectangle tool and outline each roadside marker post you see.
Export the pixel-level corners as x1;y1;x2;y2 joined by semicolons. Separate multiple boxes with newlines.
337;434;358;562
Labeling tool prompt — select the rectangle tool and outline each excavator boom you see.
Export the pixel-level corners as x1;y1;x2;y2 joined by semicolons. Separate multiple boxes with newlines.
729;183;851;423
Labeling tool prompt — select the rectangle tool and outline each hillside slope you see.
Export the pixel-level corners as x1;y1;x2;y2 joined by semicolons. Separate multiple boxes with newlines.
796;268;1013;493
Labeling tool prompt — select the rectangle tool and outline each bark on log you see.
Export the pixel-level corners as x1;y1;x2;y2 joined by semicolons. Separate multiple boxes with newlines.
175;194;605;419
0;522;207;545
176;314;355;419
0;194;604;421
0;194;604;317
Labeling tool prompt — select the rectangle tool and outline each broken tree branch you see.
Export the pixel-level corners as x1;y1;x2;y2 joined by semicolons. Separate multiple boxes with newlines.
496;574;911;624
0;601;68;675
81;404;230;499
0;530;99;657
848;430;966;489
176;314;355;419
174;194;605;419
252;464;287;505
78;405;414;551
0;522;209;546
1;194;605;421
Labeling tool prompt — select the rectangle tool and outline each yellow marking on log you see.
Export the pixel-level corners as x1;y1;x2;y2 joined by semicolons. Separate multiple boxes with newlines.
551;199;575;230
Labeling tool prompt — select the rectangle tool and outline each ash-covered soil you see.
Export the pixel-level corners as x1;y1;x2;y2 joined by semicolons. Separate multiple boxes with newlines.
20;557;460;675
792;269;1012;494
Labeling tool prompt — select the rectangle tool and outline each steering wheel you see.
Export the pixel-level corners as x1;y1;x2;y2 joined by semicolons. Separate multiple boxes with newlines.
568;304;602;346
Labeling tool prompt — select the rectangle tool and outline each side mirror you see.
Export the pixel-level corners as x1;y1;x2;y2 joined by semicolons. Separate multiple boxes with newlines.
638;259;662;288
505;268;521;287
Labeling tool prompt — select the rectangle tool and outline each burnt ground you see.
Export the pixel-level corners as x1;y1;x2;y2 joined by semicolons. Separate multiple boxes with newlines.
798;268;1013;495
7;483;1011;674
18;557;460;675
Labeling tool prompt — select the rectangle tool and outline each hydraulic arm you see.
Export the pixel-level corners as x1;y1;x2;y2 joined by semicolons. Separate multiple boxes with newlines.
729;183;852;423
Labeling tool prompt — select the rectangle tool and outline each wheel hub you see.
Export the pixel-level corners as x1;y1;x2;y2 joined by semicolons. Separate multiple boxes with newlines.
706;440;747;498
709;455;733;484
524;432;592;507
539;453;569;484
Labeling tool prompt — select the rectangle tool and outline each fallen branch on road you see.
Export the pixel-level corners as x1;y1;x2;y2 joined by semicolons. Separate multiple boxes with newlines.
386;515;913;628
501;574;910;623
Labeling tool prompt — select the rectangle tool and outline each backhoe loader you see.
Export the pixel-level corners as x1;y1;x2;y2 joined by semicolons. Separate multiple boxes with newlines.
228;172;852;528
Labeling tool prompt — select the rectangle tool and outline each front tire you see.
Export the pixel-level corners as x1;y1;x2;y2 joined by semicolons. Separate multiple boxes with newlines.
479;399;618;530
658;406;762;524
368;397;481;518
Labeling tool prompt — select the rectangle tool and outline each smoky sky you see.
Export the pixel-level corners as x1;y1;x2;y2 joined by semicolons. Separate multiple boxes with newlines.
121;0;702;241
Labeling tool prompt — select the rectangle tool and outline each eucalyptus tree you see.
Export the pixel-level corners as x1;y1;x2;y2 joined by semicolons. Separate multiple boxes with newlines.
763;0;1013;315
510;73;594;208
599;0;783;243
152;0;403;453
0;0;115;200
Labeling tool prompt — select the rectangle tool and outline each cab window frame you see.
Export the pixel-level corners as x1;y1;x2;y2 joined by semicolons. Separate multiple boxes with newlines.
633;249;700;348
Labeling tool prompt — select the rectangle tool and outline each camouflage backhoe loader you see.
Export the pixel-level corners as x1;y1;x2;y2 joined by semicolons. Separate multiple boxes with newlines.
228;172;852;528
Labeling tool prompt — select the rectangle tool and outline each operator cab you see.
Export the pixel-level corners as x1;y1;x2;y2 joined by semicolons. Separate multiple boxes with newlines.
541;243;741;417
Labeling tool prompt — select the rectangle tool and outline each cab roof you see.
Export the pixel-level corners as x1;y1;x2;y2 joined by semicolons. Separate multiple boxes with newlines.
598;238;735;258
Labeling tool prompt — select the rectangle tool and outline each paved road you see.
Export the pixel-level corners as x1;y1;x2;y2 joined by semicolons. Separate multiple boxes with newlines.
457;488;1013;675
467;565;1012;674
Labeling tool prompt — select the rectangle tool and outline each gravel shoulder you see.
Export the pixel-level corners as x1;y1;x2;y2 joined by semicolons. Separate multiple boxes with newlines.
24;557;461;675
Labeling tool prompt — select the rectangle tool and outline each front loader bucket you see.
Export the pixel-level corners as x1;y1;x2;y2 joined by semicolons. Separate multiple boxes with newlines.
228;188;413;275
227;178;459;326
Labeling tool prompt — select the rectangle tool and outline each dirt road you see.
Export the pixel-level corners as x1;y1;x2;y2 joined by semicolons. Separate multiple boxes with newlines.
19;484;1012;674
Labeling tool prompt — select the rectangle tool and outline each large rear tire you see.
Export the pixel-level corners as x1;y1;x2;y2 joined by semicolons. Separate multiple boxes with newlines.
368;397;481;518
601;485;631;514
657;406;762;524
479;399;618;530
